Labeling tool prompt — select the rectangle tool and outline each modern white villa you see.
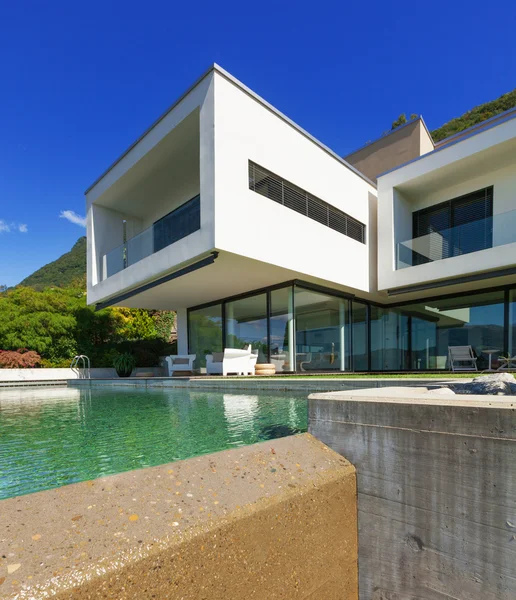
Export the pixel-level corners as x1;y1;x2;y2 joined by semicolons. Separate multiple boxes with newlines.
86;64;516;373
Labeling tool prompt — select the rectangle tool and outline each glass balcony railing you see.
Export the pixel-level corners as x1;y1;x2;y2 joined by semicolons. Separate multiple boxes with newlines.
102;195;200;280
396;209;516;269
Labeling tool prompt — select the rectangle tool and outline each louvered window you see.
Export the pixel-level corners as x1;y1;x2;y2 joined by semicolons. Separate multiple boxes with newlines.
412;187;493;265
248;161;366;244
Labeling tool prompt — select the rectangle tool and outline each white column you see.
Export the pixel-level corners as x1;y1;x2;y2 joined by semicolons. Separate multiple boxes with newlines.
288;289;295;371
339;299;346;372
176;308;188;355
226;303;235;348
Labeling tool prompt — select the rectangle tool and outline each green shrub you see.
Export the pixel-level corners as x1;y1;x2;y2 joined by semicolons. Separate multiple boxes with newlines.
40;357;73;368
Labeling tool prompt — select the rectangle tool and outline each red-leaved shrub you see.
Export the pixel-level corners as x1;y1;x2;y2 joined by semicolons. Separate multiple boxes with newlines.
0;349;42;369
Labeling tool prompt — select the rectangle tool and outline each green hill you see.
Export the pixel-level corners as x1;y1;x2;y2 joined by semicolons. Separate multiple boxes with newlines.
431;88;516;142
20;236;86;290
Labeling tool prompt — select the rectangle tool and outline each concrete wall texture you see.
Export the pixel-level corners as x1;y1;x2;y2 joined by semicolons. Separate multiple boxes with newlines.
0;434;358;599
309;393;516;600
345;119;433;183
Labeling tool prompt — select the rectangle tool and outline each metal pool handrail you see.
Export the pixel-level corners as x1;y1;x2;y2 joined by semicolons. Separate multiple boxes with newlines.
71;355;91;379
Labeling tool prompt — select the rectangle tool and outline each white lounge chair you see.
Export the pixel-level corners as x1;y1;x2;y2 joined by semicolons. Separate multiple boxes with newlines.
497;355;516;370
206;347;253;376
165;354;196;375
448;345;478;372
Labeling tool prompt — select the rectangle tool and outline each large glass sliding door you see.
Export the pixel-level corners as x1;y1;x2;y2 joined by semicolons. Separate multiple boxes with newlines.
294;287;349;371
351;302;368;370
270;287;294;372
370;307;409;370
411;316;438;370
188;304;223;369
188;283;512;374
225;294;268;362
509;290;516;360
406;291;505;370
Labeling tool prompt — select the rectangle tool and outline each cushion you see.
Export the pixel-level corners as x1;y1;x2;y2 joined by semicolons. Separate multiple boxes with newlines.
172;357;190;365
211;352;224;363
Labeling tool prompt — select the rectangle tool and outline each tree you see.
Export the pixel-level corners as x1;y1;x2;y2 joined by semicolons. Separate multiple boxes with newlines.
391;113;418;130
150;310;176;343
0;286;81;360
0;284;165;367
431;88;516;141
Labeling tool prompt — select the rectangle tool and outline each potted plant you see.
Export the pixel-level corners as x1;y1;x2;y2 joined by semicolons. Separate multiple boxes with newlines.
113;352;136;378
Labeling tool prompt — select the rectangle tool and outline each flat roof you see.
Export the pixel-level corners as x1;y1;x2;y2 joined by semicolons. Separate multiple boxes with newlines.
377;104;516;179
344;115;433;158
85;64;375;194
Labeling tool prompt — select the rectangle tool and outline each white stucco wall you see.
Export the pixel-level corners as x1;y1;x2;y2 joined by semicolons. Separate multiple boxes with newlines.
176;308;188;354
87;73;216;306
87;66;377;311
378;118;516;291
419;121;435;156
0;368;164;382
212;72;376;293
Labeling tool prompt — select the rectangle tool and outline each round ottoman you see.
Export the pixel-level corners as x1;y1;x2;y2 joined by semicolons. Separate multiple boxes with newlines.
255;363;276;376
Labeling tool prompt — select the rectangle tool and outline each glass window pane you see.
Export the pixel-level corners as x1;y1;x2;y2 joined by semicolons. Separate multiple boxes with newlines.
370;307;409;371
294;287;349;372
408;291;504;370
188;304;223;369
270;287;294;372
226;294;268;362
411;315;437;370
510;290;516;360
352;302;368;371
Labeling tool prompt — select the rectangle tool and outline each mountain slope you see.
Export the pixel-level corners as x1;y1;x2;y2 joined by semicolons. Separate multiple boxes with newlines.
20;237;86;290
431;88;516;142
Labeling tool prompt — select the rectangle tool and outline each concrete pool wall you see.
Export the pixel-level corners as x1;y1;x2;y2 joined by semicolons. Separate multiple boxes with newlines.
309;389;516;600
0;367;164;384
68;375;460;393
0;434;358;599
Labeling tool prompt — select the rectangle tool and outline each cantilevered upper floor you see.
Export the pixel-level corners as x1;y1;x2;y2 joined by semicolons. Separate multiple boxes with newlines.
86;65;377;310
377;107;516;297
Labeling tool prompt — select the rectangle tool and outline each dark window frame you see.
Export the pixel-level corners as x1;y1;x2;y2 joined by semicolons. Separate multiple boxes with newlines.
412;186;493;265
186;277;514;373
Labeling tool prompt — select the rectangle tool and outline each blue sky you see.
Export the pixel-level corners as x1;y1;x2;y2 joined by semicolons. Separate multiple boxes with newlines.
1;0;515;287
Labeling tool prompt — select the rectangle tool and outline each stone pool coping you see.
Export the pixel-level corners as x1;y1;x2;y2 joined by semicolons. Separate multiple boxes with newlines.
0;433;357;599
309;386;516;407
67;376;466;393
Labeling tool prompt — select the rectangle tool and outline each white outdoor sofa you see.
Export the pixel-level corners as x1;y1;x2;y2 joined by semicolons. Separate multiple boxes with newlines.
206;347;258;376
165;354;196;376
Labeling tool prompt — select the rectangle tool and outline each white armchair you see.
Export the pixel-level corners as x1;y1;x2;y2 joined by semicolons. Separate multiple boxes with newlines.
165;354;196;376
206;348;253;376
249;350;259;375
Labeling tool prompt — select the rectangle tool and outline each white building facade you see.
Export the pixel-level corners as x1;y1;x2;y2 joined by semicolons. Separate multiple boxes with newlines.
87;65;516;372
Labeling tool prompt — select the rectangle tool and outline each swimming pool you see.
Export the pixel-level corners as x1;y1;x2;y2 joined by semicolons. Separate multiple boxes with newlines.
0;386;307;500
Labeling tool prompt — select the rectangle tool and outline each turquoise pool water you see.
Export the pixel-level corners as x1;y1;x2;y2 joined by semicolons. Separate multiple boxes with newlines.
0;386;307;500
